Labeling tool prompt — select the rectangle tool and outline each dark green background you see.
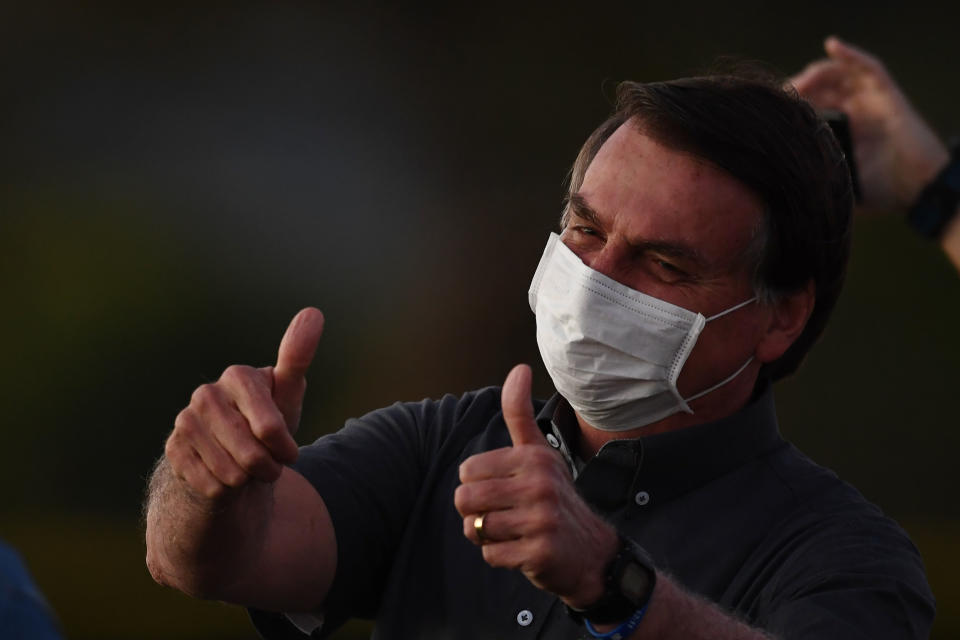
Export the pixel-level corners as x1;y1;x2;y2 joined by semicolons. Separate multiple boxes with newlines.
1;2;958;638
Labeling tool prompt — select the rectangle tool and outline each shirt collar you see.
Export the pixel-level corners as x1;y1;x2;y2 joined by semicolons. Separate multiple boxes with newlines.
535;383;784;512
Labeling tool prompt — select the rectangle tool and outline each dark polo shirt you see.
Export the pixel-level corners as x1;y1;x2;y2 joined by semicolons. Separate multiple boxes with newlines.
250;385;934;639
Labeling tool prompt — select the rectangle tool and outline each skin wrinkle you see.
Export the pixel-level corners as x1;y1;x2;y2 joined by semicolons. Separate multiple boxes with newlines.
565;186;773;306
563;106;808;323
567;193;710;270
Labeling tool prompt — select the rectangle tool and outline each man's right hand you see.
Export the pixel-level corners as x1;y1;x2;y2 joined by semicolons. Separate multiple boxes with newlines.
147;307;337;609
164;307;325;501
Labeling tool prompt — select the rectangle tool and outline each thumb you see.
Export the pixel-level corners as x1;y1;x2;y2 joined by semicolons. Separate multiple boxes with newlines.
273;307;325;431
501;364;545;446
824;36;883;74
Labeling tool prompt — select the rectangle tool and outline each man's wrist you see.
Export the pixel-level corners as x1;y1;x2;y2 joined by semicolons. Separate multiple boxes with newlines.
563;523;620;610
566;535;657;626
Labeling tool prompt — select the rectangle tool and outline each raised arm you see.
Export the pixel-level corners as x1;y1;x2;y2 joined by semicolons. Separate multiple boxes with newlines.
791;36;949;212
792;37;960;272
144;308;337;612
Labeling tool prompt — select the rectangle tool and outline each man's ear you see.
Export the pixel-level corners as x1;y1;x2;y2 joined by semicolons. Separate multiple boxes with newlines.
755;280;816;364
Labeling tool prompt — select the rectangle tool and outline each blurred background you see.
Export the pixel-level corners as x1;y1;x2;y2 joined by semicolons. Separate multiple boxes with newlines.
1;1;958;638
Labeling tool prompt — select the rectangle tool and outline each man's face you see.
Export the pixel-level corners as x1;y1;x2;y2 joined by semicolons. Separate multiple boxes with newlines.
561;120;774;432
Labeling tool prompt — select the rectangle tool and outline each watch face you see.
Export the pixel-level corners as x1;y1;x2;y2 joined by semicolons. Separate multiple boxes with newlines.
620;561;653;605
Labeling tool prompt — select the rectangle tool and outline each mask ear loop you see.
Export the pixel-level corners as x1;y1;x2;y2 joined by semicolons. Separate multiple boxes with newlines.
705;296;756;321
666;297;757;413
683;297;758;404
683;356;755;404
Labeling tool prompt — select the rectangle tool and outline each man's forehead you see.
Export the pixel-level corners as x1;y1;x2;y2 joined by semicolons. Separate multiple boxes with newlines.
587;123;762;209
572;123;765;267
586;120;729;185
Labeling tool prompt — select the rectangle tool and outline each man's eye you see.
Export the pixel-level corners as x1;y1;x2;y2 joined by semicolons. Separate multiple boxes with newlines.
574;226;598;236
657;260;678;271
654;259;686;276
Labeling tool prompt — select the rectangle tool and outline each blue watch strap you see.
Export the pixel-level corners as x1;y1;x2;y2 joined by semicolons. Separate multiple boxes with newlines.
584;602;649;639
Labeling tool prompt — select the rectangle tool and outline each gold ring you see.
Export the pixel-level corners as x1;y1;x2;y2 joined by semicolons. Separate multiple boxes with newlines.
474;513;488;543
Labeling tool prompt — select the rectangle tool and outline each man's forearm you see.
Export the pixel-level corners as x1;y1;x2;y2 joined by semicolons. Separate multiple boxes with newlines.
144;456;274;600
616;573;776;640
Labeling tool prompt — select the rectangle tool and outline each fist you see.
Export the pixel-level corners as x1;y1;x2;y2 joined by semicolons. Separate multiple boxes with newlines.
453;365;618;607
164;308;324;501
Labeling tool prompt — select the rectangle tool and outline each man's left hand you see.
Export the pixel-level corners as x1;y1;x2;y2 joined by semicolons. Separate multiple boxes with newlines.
454;364;619;608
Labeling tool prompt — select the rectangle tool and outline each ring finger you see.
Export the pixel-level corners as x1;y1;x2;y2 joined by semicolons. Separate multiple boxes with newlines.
463;508;525;546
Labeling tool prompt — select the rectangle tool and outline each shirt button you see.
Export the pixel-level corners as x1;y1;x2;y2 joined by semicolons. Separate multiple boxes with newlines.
517;609;534;626
546;433;560;448
635;491;650;506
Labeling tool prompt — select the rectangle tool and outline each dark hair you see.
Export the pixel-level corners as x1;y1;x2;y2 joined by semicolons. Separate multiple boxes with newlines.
565;70;854;380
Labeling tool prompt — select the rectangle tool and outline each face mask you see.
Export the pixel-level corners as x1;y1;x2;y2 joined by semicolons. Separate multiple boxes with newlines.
528;232;756;432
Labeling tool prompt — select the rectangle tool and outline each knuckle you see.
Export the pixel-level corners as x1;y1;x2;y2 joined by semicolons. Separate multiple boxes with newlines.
528;539;553;570
528;475;558;502
190;383;217;409
481;544;502;567
533;504;561;534
200;480;227;501
236;446;270;473
251;418;287;443
204;453;242;487
181;464;221;500
223;410;253;438
221;466;248;488
163;434;180;461
163;447;184;478
220;364;253;384
223;365;270;402
173;409;197;437
453;485;469;512
164;433;195;472
173;408;187;429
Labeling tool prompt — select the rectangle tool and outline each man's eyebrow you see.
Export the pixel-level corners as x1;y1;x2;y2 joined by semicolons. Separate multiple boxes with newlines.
567;192;708;268
566;193;602;227
634;240;707;268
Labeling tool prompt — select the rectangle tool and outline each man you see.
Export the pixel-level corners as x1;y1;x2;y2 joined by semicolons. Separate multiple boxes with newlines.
145;69;934;639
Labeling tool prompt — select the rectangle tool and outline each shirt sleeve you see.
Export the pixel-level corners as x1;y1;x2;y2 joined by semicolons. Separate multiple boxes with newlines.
756;509;935;640
0;542;64;640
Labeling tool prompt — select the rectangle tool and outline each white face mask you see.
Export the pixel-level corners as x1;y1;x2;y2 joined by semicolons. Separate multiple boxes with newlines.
528;233;756;432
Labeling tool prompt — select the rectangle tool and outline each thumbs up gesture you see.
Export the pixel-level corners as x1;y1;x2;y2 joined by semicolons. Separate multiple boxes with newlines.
454;365;620;608
165;308;324;502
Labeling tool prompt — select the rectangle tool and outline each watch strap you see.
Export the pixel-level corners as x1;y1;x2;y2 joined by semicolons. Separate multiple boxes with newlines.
907;140;960;239
566;535;656;626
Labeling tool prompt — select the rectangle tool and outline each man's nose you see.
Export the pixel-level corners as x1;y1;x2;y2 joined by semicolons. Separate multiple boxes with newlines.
582;244;630;284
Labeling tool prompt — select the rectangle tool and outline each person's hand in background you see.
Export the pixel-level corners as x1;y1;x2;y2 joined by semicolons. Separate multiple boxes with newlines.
792;36;949;213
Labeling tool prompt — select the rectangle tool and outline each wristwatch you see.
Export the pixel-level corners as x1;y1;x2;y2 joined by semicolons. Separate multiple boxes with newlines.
566;535;657;625
907;140;960;239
